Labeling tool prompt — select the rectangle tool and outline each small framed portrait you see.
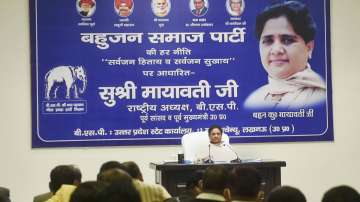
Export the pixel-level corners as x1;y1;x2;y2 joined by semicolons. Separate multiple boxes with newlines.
152;0;171;17
189;0;209;17
114;0;134;17
76;0;96;17
226;0;245;17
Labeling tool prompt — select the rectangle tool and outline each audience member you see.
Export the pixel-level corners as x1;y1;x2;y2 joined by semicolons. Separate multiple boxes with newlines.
122;161;171;202
97;161;126;181
229;167;263;202
44;165;82;202
97;168;141;202
267;186;306;202
69;181;107;202
178;170;204;202
194;165;230;202
0;187;10;202
34;165;81;202
322;185;360;202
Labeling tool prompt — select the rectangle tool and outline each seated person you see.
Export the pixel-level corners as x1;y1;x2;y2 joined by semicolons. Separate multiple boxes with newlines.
322;185;360;202
34;165;81;202
0;187;10;202
194;165;230;202
122;161;171;202
97;160;126;181
229;167;263;202
70;181;107;202
202;125;239;163
178;170;204;202
44;165;82;202
267;186;306;202
97;169;141;202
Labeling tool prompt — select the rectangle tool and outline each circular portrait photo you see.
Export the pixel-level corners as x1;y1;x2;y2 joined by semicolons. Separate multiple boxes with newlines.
226;0;245;17
76;0;96;17
114;0;134;17
189;0;209;17
152;0;171;17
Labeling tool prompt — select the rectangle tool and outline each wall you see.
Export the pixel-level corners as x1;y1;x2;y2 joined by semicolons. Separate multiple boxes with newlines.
0;1;360;202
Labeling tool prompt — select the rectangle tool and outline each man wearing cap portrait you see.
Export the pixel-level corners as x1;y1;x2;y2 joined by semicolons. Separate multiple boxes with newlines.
115;0;134;17
78;0;95;17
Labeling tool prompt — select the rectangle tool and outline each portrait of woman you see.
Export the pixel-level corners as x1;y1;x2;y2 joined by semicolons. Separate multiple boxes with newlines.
114;0;134;17
76;0;96;17
244;1;326;110
226;0;245;17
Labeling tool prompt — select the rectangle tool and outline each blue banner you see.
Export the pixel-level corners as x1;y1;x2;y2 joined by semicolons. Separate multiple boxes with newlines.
31;0;333;147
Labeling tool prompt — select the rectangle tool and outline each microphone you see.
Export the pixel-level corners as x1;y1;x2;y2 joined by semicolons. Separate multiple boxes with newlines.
224;143;241;163
205;144;214;164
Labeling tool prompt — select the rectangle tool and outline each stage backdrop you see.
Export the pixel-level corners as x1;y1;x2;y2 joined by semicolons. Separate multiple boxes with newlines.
31;0;333;147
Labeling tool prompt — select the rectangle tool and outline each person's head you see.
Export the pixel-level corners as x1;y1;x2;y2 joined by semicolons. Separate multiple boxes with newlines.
0;187;10;202
97;169;140;202
115;0;133;17
202;165;229;196
322;185;360;202
267;186;306;202
49;165;82;194
100;180;141;202
229;167;262;201
155;0;168;14
193;0;205;10
208;125;223;144
97;168;132;185
255;1;316;79
70;181;107;202
186;170;204;196
79;0;94;12
122;161;143;181
230;0;242;14
97;161;126;181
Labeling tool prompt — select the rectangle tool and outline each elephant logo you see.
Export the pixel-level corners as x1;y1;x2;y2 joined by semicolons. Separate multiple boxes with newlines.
45;65;87;100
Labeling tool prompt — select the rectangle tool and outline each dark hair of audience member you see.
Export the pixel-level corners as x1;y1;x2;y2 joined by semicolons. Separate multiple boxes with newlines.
97;169;141;202
49;165;82;194
97;161;126;181
97;168;132;185
186;170;204;190
202;165;229;194
267;186;306;202
0;187;10;202
208;125;223;136
229;167;262;199
122;161;144;181
255;1;316;43
70;181;107;202
322;185;360;202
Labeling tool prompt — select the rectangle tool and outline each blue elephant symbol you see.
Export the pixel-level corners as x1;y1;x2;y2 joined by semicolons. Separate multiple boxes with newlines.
45;65;87;100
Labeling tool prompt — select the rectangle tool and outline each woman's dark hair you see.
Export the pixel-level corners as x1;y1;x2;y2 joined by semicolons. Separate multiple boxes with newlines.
267;186;306;202
208;125;223;136
255;1;316;43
